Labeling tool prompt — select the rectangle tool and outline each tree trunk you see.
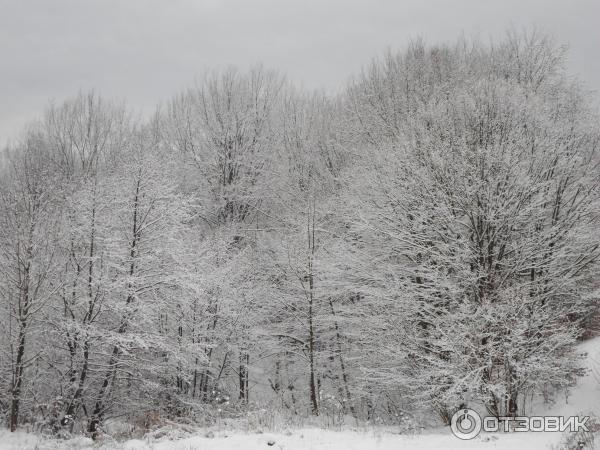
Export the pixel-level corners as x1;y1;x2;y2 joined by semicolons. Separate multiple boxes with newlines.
308;277;318;415
328;298;355;417
88;176;140;439
10;324;27;432
307;202;319;416
238;352;249;403
10;243;32;433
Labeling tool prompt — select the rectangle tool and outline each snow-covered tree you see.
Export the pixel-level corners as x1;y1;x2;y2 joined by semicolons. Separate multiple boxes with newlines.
345;32;600;420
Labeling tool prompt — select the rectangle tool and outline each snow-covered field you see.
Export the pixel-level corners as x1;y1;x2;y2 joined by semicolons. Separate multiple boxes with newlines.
2;338;599;450
0;427;566;450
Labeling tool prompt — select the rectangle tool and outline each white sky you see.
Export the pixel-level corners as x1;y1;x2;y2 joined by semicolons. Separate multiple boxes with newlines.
1;0;599;147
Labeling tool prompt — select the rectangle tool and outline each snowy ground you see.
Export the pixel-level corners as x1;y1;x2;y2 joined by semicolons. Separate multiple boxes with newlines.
0;427;566;450
2;338;599;450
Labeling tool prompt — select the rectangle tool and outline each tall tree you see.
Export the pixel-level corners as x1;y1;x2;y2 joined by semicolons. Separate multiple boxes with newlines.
0;131;62;431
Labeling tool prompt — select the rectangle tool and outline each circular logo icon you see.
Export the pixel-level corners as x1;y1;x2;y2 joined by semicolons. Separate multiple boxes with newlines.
450;408;482;440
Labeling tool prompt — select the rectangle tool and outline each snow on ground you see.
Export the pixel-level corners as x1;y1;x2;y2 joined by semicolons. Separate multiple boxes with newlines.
1;337;599;450
541;336;600;420
0;427;562;450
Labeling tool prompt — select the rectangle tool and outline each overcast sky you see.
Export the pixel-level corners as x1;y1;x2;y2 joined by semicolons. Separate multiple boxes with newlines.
1;0;599;147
